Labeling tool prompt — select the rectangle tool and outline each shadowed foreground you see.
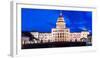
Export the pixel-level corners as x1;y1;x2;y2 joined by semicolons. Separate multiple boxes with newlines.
22;42;91;49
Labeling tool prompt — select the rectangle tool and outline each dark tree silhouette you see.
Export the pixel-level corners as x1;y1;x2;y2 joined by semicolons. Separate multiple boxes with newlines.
22;32;39;41
87;34;92;42
80;37;87;42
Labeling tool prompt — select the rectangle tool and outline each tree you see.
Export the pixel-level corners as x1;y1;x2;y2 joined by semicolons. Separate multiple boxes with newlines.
80;37;87;42
22;32;39;41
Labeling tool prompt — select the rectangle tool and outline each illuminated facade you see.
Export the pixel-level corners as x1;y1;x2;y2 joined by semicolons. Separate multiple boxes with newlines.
52;12;70;42
22;12;89;44
51;12;89;42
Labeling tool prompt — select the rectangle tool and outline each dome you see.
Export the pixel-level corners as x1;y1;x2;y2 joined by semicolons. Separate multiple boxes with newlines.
56;12;66;29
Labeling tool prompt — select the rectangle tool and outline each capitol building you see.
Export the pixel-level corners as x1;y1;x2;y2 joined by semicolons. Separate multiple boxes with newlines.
22;12;90;44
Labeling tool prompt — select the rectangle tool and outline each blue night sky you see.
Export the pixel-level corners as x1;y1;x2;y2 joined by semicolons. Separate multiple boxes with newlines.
21;8;92;33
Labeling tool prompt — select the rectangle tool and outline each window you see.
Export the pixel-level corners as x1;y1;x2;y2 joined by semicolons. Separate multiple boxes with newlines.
66;30;68;32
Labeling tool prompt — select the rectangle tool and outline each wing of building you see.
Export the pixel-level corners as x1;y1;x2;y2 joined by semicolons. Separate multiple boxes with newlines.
22;12;90;44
